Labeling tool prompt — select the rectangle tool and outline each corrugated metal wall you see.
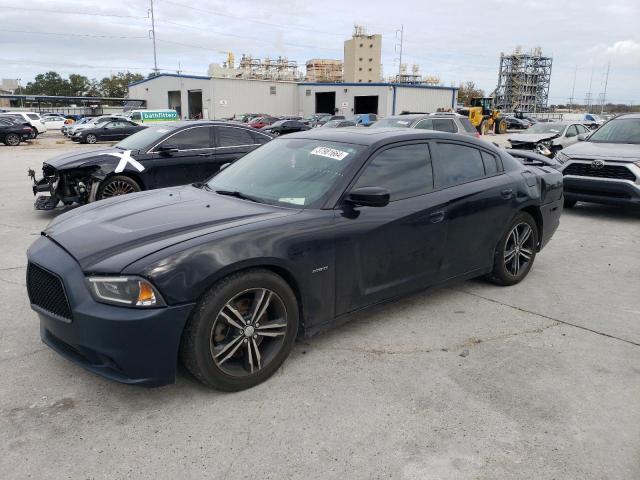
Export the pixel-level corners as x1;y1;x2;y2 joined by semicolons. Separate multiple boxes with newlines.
210;78;298;119
394;87;456;114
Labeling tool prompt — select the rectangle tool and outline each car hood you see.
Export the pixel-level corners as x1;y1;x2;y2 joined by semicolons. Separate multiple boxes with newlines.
44;147;129;170
44;185;301;272
508;133;559;144
562;141;640;161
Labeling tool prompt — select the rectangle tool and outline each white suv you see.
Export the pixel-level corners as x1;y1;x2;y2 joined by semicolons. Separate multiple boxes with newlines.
0;112;47;136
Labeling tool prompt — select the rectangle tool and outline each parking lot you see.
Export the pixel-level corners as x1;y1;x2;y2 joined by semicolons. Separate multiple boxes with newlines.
1;134;639;479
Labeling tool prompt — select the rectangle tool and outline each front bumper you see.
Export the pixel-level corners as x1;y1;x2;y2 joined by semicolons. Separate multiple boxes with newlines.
563;177;640;206
27;236;195;387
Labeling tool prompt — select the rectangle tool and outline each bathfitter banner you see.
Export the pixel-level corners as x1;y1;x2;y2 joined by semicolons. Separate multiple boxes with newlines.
141;111;179;122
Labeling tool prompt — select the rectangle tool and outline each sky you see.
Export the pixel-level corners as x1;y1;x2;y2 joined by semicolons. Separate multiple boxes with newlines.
1;0;639;105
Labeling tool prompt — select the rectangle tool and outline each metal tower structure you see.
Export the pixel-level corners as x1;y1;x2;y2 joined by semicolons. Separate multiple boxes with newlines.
494;47;553;113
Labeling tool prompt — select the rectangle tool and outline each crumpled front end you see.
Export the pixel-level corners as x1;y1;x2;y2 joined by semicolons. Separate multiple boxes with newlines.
28;163;101;210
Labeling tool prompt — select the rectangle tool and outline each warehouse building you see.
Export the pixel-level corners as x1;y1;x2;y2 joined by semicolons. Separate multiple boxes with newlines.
128;74;457;119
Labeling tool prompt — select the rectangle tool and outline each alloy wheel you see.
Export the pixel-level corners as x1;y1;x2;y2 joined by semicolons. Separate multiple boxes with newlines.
210;288;287;377
6;134;20;146
101;180;137;197
86;134;97;144
504;222;535;276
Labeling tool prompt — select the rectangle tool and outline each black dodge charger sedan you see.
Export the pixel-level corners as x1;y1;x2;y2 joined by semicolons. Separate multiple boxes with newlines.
27;128;563;390
70;119;146;144
29;121;273;210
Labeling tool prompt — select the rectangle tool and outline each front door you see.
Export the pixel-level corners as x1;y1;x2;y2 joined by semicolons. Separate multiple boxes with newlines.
147;125;215;186
334;142;448;315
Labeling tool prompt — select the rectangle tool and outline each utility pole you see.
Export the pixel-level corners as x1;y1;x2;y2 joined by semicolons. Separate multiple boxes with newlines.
396;24;404;83
584;66;594;112
600;61;610;115
568;65;577;113
149;0;159;75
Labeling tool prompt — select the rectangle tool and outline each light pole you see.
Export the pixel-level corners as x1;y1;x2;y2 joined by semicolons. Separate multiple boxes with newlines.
149;0;159;75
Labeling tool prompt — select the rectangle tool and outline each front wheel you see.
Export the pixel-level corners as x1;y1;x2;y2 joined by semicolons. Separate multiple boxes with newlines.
84;133;97;144
488;212;538;286
97;175;141;200
4;133;21;146
564;198;577;209
180;269;299;391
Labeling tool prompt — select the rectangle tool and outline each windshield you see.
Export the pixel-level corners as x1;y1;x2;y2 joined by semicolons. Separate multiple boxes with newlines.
370;117;414;128
588;118;640;144
207;138;364;207
322;120;341;128
526;123;565;134
116;125;176;150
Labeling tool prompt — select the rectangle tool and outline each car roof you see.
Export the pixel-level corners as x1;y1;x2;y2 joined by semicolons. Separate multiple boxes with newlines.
286;127;498;149
614;113;640;120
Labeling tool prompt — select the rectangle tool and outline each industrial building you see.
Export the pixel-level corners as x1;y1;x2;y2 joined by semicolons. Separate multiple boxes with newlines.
343;26;382;83
305;59;343;83
127;73;457;119
494;47;553;113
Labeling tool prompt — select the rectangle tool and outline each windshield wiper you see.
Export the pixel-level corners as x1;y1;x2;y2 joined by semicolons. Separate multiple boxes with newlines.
215;189;259;202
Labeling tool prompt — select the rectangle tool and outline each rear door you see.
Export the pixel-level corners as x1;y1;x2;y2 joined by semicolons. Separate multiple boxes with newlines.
148;125;215;186
431;140;516;279
334;142;449;314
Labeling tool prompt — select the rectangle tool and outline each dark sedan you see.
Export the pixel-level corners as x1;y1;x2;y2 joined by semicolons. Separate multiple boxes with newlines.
262;119;310;136
0;118;34;146
71;120;146;144
27;129;563;390
29;121;273;210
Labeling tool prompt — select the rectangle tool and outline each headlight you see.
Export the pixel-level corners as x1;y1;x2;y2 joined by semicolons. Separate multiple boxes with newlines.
555;151;570;164
86;276;166;307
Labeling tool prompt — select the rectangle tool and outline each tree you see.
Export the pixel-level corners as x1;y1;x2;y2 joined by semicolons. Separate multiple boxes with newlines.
25;71;69;96
457;81;485;106
98;72;144;97
67;74;92;96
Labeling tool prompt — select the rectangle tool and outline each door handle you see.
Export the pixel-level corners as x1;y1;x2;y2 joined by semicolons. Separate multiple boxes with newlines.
198;153;214;157
429;211;445;223
501;188;513;199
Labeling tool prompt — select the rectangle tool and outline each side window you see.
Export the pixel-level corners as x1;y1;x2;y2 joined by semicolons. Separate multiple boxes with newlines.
103;122;117;129
481;151;499;176
132;112;142;121
248;130;271;144
566;125;578;137
414;118;433;130
432;119;457;133
434;142;485;187
354;144;433;201
577;124;588;134
163;127;212;150
459;117;477;134
216;126;255;147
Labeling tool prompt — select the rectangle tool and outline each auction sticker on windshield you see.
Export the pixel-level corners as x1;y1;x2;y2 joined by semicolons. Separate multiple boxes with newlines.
310;146;349;161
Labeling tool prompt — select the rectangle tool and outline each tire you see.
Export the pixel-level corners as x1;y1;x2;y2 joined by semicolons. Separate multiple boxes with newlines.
564;198;577;209
478;120;487;135
4;133;20;146
84;133;97;144
272;130;280;136
180;269;299;391
97;175;141;200
496;119;507;134
31;130;38;139
488;212;539;286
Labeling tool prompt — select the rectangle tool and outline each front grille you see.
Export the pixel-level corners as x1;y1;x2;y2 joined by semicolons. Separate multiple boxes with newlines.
563;162;637;181
27;263;72;321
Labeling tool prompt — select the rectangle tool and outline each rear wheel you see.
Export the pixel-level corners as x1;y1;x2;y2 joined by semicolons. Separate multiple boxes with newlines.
488;212;538;286
4;133;20;146
97;175;141;200
180;269;299;391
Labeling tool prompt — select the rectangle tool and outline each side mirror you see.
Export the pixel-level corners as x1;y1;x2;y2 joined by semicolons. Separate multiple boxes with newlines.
577;133;588;141
219;162;231;171
158;145;179;155
345;186;390;208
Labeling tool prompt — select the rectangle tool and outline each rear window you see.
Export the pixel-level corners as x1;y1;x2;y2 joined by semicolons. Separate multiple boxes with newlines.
27;114;40;120
459;118;477;133
432;119;457;133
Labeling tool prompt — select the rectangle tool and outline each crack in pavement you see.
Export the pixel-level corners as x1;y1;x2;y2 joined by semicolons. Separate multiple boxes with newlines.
318;323;561;356
0;347;48;365
0;266;25;272
453;287;640;348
